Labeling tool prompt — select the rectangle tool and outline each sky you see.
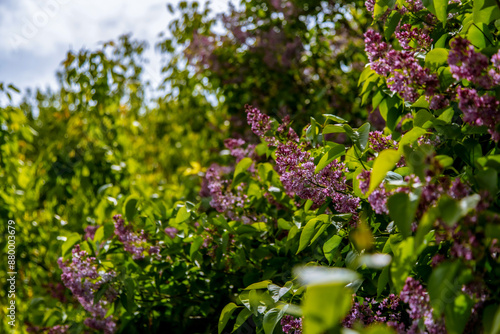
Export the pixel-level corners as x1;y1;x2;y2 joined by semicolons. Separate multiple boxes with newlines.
0;0;229;100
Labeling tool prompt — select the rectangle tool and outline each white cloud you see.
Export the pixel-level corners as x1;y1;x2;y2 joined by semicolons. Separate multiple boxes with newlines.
0;0;230;97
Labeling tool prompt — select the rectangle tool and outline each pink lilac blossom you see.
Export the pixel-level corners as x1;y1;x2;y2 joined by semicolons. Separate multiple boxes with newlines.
457;87;500;141
368;131;397;152
224;138;257;162
58;245;116;333
428;94;449;110
281;315;302;334
245;105;272;138
400;277;445;334
364;30;437;102
84;225;99;241
405;0;424;11
342;294;404;332
164;227;178;239
489;50;500;85
448;37;492;88
357;170;390;215
395;24;432;50
113;215;161;260
275;142;359;212
204;165;250;221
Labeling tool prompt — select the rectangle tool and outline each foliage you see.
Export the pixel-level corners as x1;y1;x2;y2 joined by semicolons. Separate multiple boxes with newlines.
1;0;500;333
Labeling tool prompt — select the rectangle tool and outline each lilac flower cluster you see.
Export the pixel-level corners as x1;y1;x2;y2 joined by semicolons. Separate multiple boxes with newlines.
449;37;492;88
275;142;359;212
358;167;471;218
164;226;178;239
395;24;432;50
457;87;500;141
205;165;249;220
342;294;404;332
368;131;397;152
364;30;437;102
224;138;256;163
357;169;390;215
405;0;424;12
58;245;117;333
280;315;302;334
113;215;161;260
84;225;99;241
245;105;272;138
400;277;445;334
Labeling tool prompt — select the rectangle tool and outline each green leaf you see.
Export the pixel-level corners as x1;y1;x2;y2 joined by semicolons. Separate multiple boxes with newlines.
385;11;402;40
232;308;252;332
434;0;448;23
483;304;500;334
263;306;289;334
322;114;347;124
425;48;449;70
436;155;454;169
94;283;109;305
244;280;272;290
234;157;253;180
390;237;416;292
445;293;473;334
368;149;402;195
323;124;346;135
468;23;493;49
124;195;139;222
476;168;498;194
190;237;204;260
61;234;81;258
388;192;419;238
374;0;396;19
175;206;190;224
323;235;342;254
124;277;136;313
473;0;500;24
428;261;462;316
302;283;352;334
357;122;371;152
315;144;345;173
297;218;322;254
377;267;390;297
218;303;239;334
398;127;427;151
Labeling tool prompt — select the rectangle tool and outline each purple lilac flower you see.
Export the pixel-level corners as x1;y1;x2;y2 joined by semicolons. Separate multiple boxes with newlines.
449;37;491;88
369;131;397;152
395;24;432;50
405;0;424;11
204;165;251;221
364;30;438;102
400;277;445;334
281;315;302;334
275;142;359;212
489;50;500;85
245;105;272;138
342;294;404;332
224;138;256;162
457;87;500;141
365;0;375;12
84;225;99;241
58;245;117;333
113;215;161;260
164;227;178;239
357;170;390;215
